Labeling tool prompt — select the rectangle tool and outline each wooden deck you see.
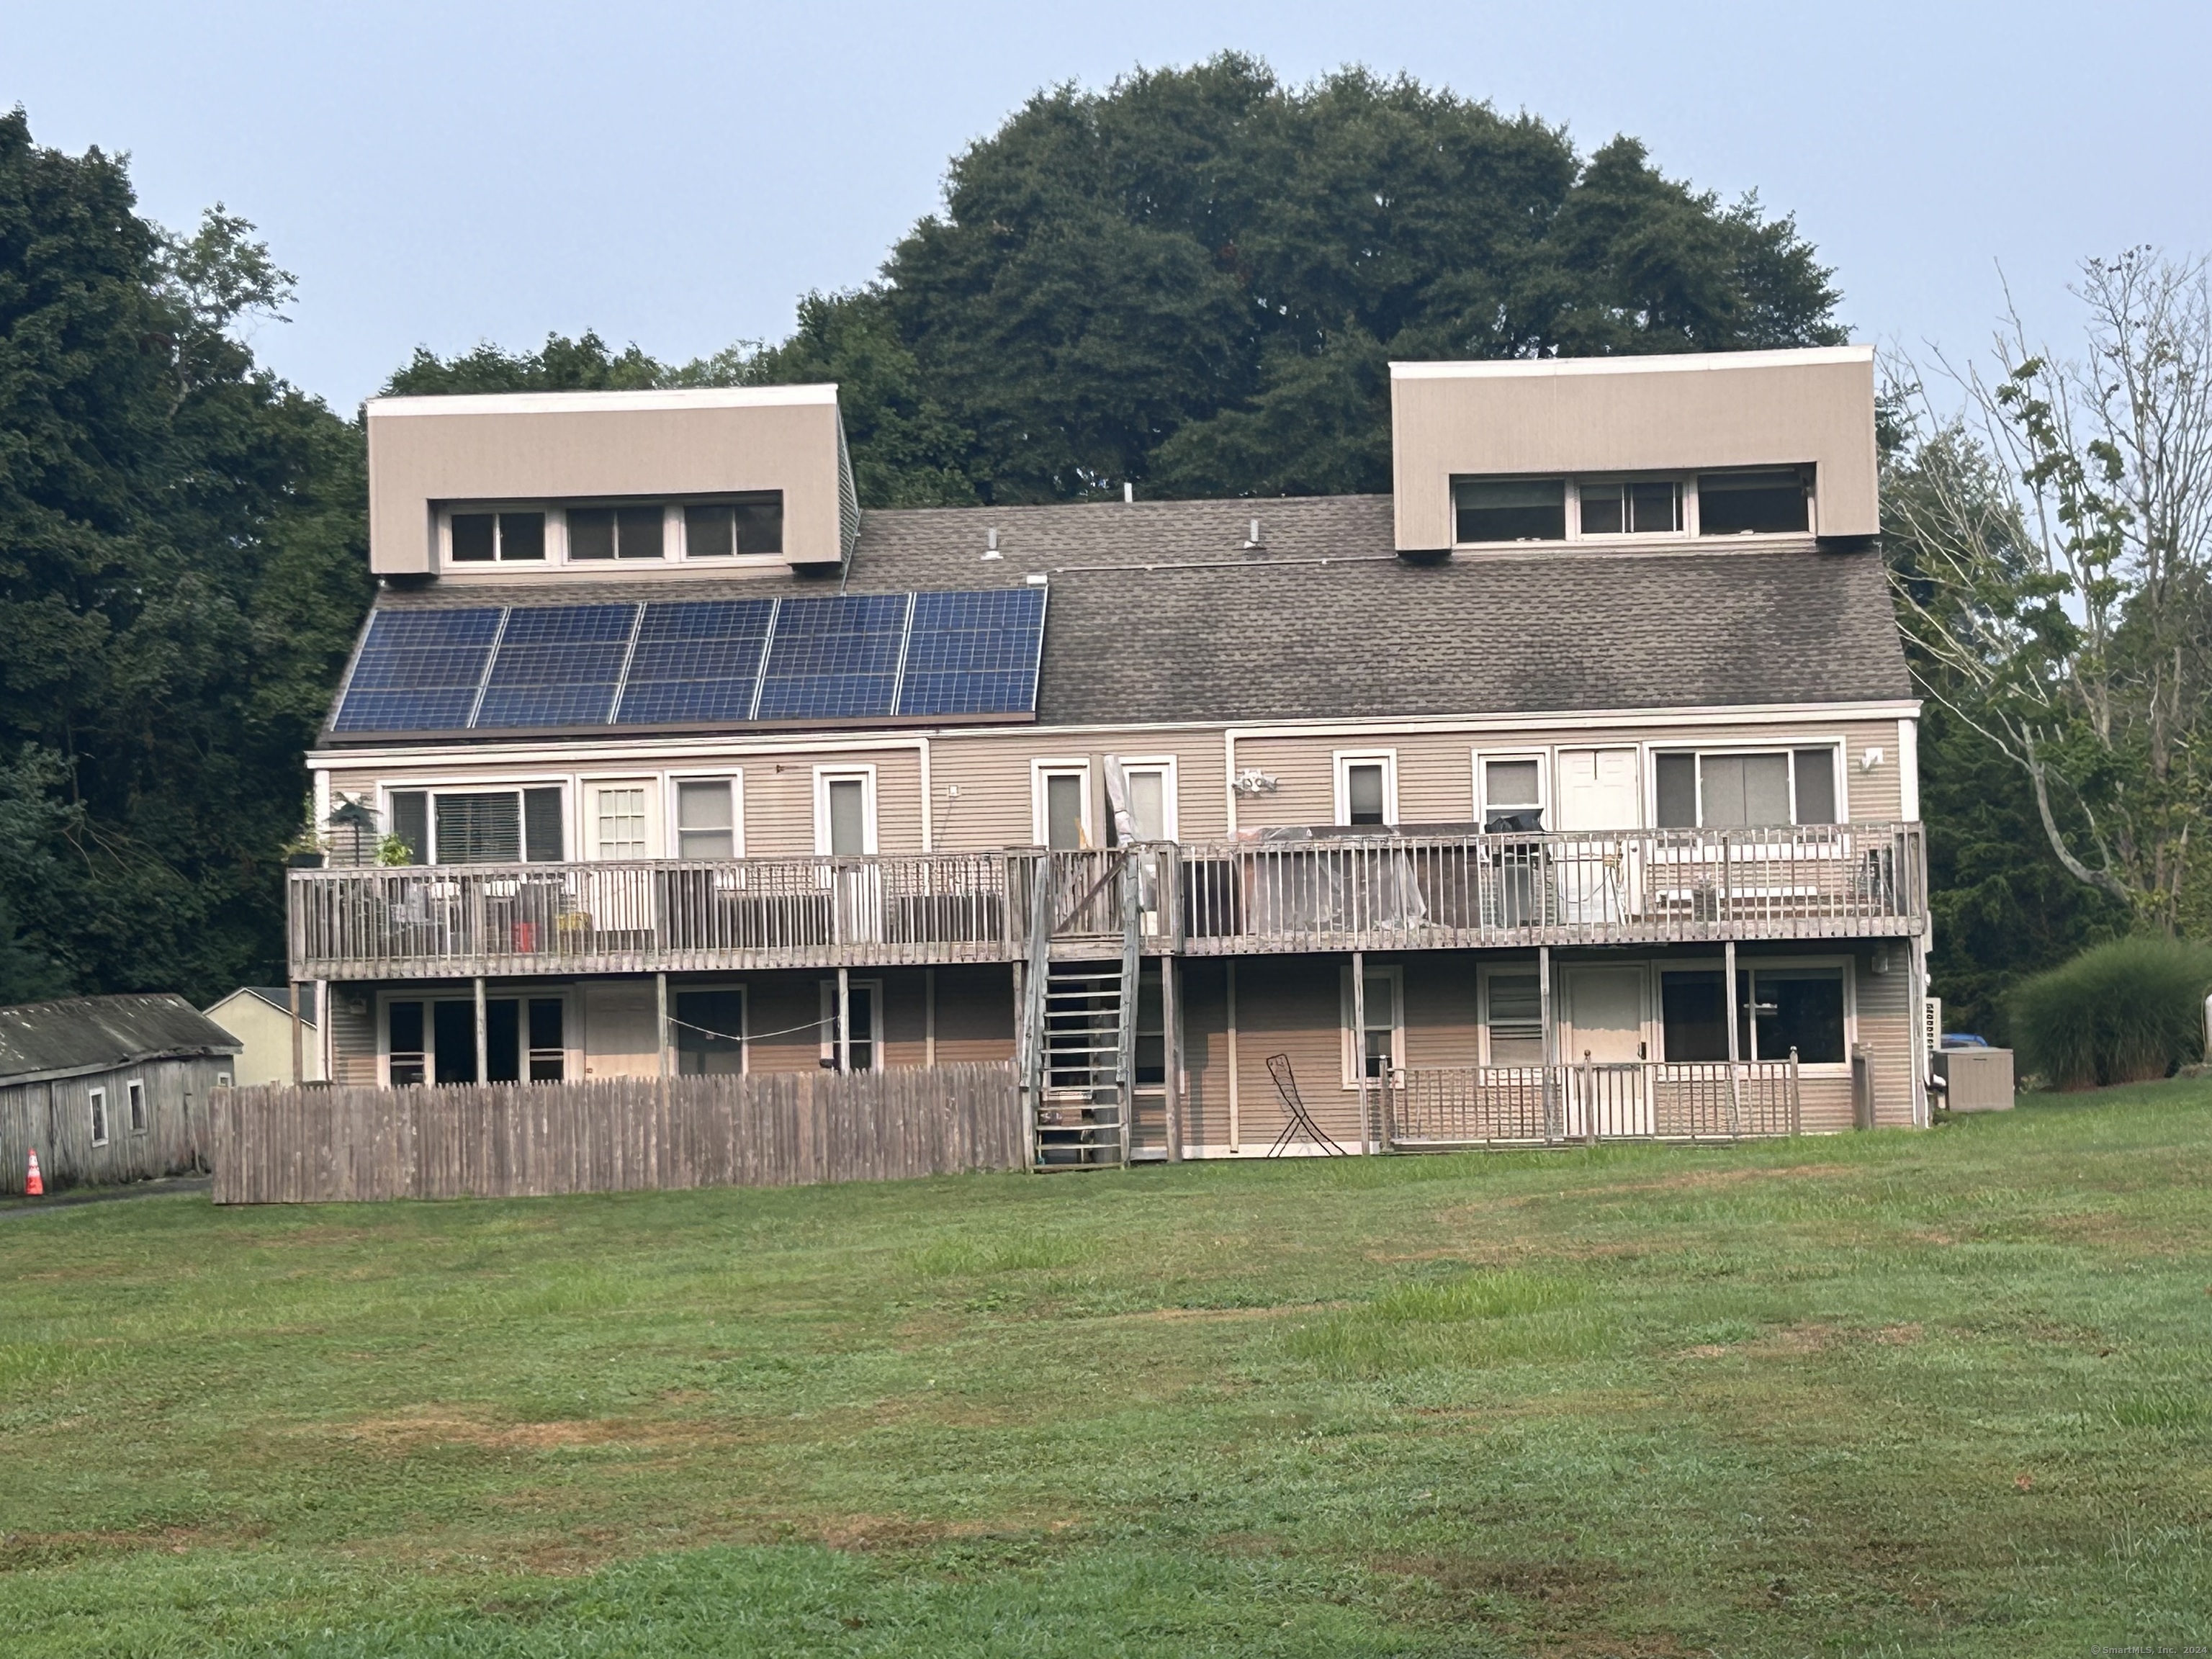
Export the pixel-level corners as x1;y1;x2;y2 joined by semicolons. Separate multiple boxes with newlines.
289;824;1926;981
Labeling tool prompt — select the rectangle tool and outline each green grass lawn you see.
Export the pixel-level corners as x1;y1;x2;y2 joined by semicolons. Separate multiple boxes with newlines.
3;1084;2209;1656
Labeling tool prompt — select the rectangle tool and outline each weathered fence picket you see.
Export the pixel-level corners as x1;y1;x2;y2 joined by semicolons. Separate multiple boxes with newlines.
208;1063;1022;1204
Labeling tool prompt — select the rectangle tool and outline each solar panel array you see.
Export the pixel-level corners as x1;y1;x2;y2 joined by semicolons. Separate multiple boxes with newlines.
330;587;1046;735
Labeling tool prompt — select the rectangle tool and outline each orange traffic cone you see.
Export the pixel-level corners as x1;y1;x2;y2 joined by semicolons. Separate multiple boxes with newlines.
24;1149;42;1197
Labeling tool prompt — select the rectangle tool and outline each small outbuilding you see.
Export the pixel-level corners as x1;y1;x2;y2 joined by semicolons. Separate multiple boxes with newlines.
0;994;243;1195
202;985;324;1086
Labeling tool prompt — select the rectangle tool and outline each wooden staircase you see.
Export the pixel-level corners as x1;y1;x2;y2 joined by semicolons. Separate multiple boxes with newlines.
1017;850;1141;1169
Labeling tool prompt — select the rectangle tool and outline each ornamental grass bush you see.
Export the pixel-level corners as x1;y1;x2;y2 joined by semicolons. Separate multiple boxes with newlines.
2008;935;2212;1089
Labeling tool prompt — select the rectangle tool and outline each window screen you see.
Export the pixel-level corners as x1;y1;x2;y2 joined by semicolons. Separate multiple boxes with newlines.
1455;478;1566;543
1486;973;1545;1064
1793;750;1837;824
1655;755;1697;829
1699;754;1791;828
1346;763;1388;825
1127;771;1166;841
1043;773;1084;849
434;792;521;862
827;777;870;855
523;786;565;861
1580;481;1680;535
389;791;428;863
677;780;735;859
1699;469;1808;535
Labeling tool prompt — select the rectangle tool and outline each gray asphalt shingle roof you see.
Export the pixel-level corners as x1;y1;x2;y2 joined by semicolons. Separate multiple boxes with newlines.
361;493;1910;732
0;994;243;1084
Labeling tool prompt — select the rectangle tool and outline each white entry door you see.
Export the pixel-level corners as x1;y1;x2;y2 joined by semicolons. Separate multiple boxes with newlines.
1556;749;1641;923
1563;966;1653;1136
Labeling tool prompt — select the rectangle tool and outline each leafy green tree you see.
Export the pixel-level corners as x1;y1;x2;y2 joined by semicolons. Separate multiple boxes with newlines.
382;330;662;395
0;109;371;1002
859;56;1841;502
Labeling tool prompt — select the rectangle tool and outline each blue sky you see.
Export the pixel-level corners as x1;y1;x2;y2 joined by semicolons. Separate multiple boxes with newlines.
11;1;2209;410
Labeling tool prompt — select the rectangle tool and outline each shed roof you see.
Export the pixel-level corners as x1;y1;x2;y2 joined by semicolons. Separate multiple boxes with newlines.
0;994;243;1085
356;493;1910;735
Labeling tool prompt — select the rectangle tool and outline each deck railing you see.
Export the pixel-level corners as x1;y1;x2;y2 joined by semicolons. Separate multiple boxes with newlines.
1384;1057;1802;1146
289;823;1925;979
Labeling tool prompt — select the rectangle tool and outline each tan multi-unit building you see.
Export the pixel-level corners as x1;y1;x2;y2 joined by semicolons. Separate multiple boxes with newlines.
292;344;1928;1162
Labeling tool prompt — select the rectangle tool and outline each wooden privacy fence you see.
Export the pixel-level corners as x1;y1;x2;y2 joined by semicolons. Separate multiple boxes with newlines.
209;1063;1022;1204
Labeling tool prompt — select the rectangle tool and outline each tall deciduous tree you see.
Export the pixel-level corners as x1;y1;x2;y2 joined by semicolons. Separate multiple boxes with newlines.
0;109;371;1002
1887;251;2212;932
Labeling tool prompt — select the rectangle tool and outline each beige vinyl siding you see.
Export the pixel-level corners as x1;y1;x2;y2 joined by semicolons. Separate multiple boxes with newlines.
931;966;1016;1065
926;732;1230;847
1177;961;1231;1150
1402;954;1485;1068
1228;717;1906;832
1851;950;1918;1128
330;989;380;1085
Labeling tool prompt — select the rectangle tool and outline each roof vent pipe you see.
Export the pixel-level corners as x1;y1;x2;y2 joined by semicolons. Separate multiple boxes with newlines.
1244;518;1263;549
982;528;1002;561
1123;481;1134;505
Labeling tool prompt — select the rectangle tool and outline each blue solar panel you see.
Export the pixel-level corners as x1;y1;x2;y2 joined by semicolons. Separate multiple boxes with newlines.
329;587;1046;737
614;598;777;724
754;593;909;721
896;588;1046;716
473;605;638;728
330;608;504;733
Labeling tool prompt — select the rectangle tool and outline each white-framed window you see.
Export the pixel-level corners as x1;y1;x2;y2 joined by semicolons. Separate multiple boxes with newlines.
1339;963;1404;1087
1657;956;1853;1069
1334;751;1398;829
819;979;884;1071
215;1071;233;1091
441;496;786;568
815;768;878;857
672;775;741;860
381;991;570;1086
1110;756;1178;842
1032;760;1093;849
445;507;548;563
384;785;565;864
1480;967;1546;1066
673;985;747;1076
577;778;659;860
126;1079;147;1136
1652;747;1841;829
1475;751;1547;830
88;1085;109;1147
1449;469;1813;549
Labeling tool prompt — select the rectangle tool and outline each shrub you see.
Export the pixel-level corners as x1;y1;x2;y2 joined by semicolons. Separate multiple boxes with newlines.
2008;936;2212;1089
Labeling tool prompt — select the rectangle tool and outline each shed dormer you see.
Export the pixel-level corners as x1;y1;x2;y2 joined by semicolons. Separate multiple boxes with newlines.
1388;346;1877;557
364;385;857;578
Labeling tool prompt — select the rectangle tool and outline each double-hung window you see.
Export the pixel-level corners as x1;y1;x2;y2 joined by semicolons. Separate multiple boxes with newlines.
1478;755;1545;831
1341;964;1403;1086
675;778;738;859
1653;749;1838;830
1335;752;1397;828
817;770;876;857
1483;971;1545;1065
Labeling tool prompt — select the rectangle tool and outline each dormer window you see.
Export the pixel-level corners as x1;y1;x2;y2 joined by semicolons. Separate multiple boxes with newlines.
449;511;546;562
1579;480;1680;536
1453;479;1565;543
567;504;665;560
1697;469;1809;536
1450;469;1812;548
438;493;786;569
683;496;783;557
